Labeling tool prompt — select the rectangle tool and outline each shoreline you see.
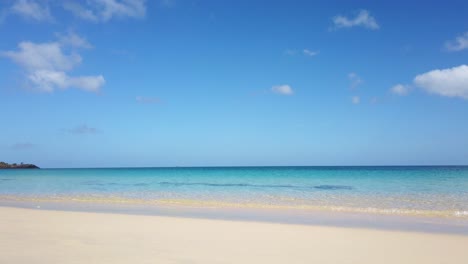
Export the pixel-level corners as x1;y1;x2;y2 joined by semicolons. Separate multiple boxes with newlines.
1;206;467;264
2;199;468;235
1;194;467;218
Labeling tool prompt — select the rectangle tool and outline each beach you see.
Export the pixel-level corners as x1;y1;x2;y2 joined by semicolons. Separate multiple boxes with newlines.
1;167;467;263
1;206;467;264
2;0;467;262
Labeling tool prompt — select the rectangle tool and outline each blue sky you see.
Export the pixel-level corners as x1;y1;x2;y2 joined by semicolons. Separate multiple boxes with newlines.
1;0;468;168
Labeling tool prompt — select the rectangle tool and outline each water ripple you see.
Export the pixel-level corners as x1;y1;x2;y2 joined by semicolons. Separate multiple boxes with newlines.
80;180;353;191
314;185;353;190
158;181;353;190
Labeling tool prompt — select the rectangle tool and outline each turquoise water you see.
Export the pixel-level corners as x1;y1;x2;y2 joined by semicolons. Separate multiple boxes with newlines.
1;166;468;218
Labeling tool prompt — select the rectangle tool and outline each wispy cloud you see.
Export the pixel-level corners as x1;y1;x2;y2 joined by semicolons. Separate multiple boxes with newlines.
1;32;104;93
62;0;147;22
351;96;360;104
332;10;379;30
271;85;294;95
445;32;468;52
66;124;99;135
303;49;319;57
62;1;99;22
413;64;468;99
285;49;319;57
10;0;52;21
136;96;160;104
161;0;176;8
348;72;363;89
56;31;93;49
10;142;35;150
390;84;410;96
284;49;297;56
0;9;7;23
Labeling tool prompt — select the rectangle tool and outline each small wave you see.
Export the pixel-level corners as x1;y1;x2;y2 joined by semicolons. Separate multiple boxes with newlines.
0;179;14;181
81;181;113;186
314;185;353;190
133;183;150;186
160;182;268;188
81;181;149;187
80;180;353;191
158;182;353;190
158;181;297;188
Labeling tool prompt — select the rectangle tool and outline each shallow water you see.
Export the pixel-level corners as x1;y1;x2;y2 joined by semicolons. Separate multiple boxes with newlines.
1;166;468;219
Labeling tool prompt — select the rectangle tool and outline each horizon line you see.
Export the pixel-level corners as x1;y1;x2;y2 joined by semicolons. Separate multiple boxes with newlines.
35;165;468;170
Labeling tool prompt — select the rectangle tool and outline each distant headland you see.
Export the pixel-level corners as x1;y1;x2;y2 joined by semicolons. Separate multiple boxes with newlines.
0;162;39;169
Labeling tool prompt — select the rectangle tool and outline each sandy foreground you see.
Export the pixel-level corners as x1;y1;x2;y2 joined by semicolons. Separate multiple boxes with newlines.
0;206;467;264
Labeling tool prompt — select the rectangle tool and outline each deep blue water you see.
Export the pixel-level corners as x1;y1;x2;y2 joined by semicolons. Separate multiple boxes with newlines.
1;166;468;217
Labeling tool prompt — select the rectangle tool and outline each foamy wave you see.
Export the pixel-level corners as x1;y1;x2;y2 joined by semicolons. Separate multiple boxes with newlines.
454;211;468;217
1;194;468;219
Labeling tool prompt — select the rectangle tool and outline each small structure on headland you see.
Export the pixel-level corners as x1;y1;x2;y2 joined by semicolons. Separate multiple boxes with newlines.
0;162;39;169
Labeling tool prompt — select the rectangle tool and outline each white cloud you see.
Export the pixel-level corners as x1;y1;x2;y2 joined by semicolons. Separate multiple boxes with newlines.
1;34;105;93
62;1;99;22
303;49;319;57
2;42;82;72
67;75;104;92
332;10;379;30
272;85;294;95
351;96;360;104
413;65;468;99
348;72;363;89
28;70;105;92
57;31;93;49
390;84;410;96
63;0;146;22
10;0;52;21
445;32;468;52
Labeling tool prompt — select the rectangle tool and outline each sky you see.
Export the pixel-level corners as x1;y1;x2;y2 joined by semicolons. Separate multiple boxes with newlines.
0;0;468;168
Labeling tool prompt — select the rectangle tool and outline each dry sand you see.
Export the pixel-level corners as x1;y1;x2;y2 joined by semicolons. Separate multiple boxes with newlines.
0;206;467;264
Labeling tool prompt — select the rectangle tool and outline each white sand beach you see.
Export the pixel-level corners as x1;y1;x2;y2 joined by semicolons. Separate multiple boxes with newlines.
0;206;467;264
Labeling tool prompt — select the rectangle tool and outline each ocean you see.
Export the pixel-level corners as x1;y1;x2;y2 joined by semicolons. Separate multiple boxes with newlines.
1;166;467;219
